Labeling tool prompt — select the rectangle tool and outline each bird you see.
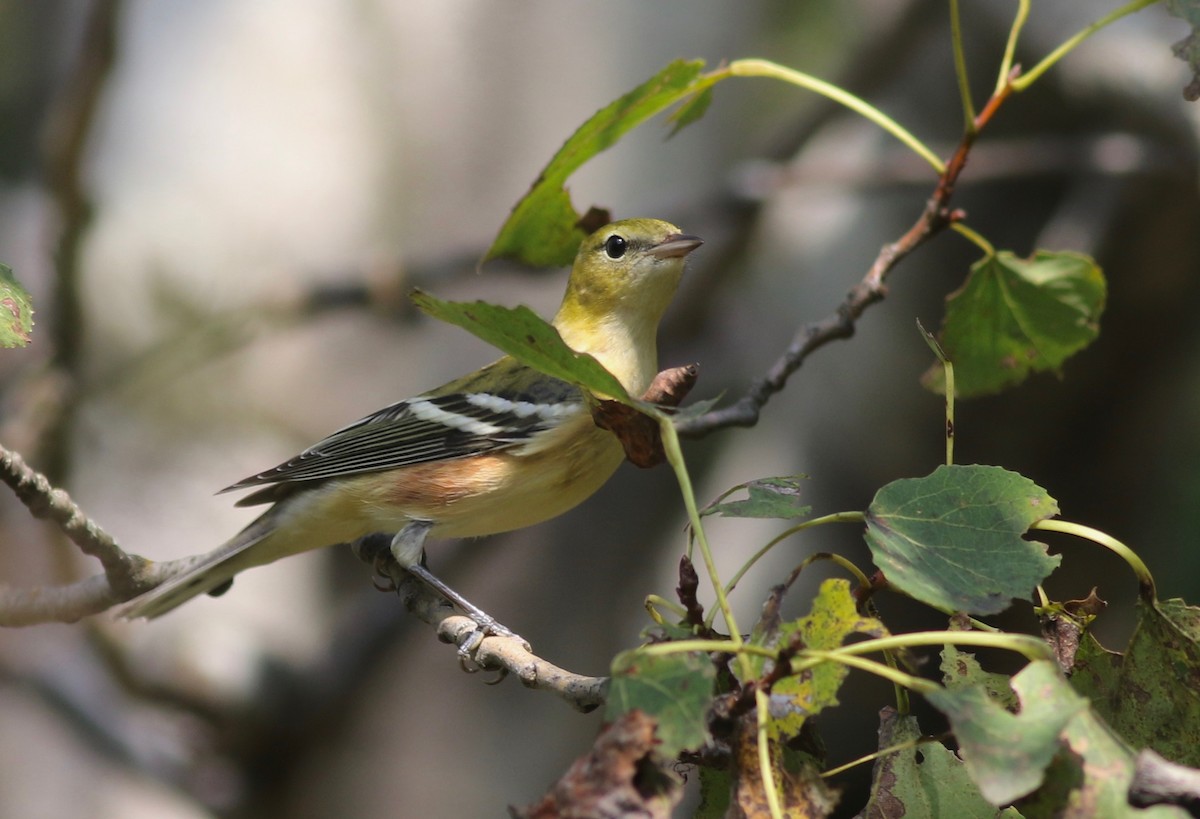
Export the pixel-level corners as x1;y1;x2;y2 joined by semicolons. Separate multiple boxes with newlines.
117;218;703;641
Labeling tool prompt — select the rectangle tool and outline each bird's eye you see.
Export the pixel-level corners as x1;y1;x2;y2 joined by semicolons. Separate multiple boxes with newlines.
603;234;628;259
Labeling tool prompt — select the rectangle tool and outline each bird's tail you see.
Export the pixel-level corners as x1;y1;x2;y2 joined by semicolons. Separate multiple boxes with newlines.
115;511;278;620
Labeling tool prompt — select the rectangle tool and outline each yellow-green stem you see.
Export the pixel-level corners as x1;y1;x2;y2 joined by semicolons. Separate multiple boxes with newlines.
639;638;778;660
950;222;995;257
719;512;866;604
1032;518;1157;600
755;688;785;819
644;594;687;625
949;0;976;132
1012;0;1159;91
997;0;1030;95
726;58;945;173
822;733;946;779
793;630;1054;674
801;649;939;694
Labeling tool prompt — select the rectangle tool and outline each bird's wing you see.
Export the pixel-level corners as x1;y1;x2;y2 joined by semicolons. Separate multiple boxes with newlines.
223;358;586;504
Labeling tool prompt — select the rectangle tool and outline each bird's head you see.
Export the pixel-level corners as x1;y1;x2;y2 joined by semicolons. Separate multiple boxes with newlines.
558;218;703;332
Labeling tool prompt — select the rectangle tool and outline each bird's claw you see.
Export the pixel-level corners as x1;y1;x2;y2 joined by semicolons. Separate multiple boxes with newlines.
455;617;532;667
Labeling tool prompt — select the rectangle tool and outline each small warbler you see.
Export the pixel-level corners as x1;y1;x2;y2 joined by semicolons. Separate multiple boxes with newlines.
119;218;702;637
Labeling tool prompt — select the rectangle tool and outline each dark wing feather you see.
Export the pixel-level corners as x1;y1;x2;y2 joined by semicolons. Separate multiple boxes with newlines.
223;358;583;504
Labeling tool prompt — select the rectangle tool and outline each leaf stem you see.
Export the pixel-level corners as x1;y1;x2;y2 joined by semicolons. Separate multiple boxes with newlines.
795;630;1055;671
950;222;995;257
949;0;976;133
644;594;687;625
1031;518;1157;601
996;0;1030;96
755;688;785;819
727;58;945;173
821;732;948;779
1011;0;1159;92
719;512;866;603
638;638;778;660
917;321;954;466
658;415;753;677
800;649;939;694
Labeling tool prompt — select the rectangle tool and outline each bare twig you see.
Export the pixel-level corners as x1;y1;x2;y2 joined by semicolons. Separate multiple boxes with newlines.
357;538;608;712
675;71;1018;438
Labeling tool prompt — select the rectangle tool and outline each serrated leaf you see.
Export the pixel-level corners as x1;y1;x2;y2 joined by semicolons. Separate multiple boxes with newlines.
485;59;710;268
606;648;715;758
745;579;888;740
924;251;1105;398
864;464;1061;616
859;708;1021;819
0;264;34;348
927;660;1085;806
410;290;634;403
701;476;811;520
1069;596;1200;767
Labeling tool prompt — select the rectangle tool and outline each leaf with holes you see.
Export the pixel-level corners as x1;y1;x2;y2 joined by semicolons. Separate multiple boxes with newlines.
1070;596;1200;767
861;708;1021;819
701;476;811;520
743;578;888;741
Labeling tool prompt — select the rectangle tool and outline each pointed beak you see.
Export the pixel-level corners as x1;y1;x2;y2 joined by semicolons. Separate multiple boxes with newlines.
649;233;703;259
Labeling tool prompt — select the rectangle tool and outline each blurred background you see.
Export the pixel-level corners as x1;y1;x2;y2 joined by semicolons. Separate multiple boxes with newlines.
1;1;1198;816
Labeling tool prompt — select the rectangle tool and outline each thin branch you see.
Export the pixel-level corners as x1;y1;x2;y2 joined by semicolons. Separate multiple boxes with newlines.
357;538;608;712
674;71;1017;438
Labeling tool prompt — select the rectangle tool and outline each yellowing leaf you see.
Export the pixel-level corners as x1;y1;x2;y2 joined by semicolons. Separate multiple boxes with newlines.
746;579;888;740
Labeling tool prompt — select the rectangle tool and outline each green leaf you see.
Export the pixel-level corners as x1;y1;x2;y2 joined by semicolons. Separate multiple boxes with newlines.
485;59;709;268
410;290;633;403
1070;597;1200;767
0;264;34;348
745;578;888;740
861;708;1021;819
927;660;1085;806
700;476;811;520
864;464;1061;615
606;648;715;759
666;87;713;138
923;251;1106;398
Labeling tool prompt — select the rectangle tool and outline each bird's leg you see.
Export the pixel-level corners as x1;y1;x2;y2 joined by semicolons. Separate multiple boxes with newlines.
390;520;527;655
